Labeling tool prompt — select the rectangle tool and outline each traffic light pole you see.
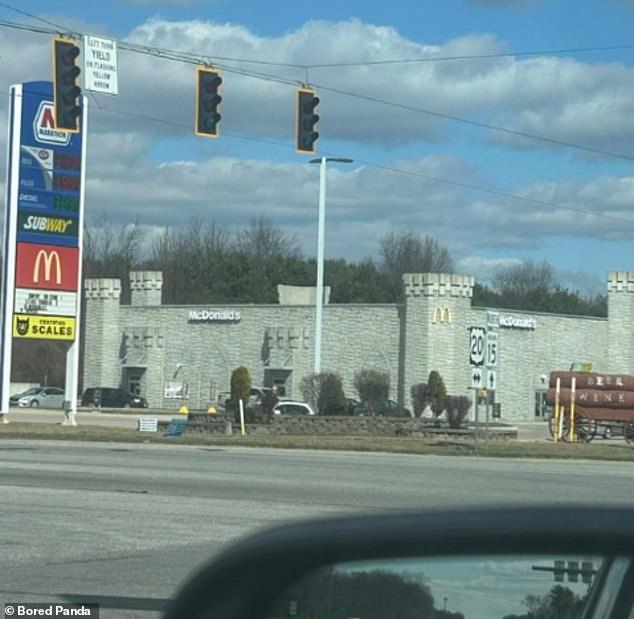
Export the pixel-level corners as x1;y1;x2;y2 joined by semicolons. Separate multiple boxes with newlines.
314;156;327;375
310;157;353;375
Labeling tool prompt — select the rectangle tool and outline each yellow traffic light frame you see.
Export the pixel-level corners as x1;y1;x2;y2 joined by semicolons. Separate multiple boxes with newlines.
296;86;319;155
52;36;81;134
195;66;223;138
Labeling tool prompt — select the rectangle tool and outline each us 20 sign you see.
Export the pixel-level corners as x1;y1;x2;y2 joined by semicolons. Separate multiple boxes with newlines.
469;327;486;366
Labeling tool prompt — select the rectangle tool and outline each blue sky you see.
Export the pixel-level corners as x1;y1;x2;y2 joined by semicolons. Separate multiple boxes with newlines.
2;0;634;293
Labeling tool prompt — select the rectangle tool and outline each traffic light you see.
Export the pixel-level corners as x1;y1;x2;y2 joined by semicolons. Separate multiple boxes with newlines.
296;87;319;154
196;67;222;138
554;560;565;582
53;37;81;132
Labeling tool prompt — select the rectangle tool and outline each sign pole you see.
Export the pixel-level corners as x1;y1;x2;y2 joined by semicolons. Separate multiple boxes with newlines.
0;85;22;422
62;95;87;426
474;390;479;451
485;391;490;449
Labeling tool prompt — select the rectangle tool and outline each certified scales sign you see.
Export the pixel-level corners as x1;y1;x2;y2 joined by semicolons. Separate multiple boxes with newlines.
1;81;87;414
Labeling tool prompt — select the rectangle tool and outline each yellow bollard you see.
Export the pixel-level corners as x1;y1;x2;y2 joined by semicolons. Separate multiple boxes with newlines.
569;377;576;442
554;377;561;443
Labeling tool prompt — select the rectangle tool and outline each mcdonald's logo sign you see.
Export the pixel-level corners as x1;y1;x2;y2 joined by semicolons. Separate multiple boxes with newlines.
15;242;79;292
33;248;62;285
432;306;452;324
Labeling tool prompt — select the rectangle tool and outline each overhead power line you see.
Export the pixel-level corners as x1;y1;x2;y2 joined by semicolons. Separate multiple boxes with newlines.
1;12;634;163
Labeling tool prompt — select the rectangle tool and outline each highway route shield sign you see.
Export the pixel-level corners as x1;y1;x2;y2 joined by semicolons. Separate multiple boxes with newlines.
469;327;486;366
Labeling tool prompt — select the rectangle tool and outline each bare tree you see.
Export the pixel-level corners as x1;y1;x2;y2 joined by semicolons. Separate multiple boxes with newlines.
379;232;454;275
492;260;557;297
234;215;300;259
83;213;144;279
379;231;453;299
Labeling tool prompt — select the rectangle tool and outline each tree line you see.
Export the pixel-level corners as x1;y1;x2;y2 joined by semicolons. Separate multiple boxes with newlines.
82;215;606;313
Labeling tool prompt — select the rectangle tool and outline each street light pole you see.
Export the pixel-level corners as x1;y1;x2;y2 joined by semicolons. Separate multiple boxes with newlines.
310;156;353;375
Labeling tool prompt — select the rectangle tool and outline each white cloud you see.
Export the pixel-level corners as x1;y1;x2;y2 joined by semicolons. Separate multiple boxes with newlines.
2;17;634;156
457;256;523;281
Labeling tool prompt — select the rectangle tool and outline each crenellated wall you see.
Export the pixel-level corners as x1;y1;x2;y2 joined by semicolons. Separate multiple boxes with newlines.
82;269;624;419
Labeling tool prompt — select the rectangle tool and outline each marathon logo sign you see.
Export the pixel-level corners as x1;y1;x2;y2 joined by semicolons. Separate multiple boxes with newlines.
188;309;242;322
32;100;71;146
498;315;537;330
13;313;75;341
18;212;78;237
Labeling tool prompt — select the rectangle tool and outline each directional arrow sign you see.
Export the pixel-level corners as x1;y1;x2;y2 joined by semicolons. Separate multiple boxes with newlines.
471;367;484;389
487;368;497;391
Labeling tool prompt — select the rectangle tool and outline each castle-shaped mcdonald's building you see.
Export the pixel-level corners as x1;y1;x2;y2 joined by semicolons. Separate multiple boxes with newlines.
82;270;634;420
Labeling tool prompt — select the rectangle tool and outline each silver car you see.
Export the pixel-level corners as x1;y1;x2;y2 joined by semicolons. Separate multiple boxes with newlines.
17;387;65;408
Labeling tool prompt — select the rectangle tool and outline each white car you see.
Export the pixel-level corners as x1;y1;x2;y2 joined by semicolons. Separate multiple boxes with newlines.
17;387;65;408
272;401;315;416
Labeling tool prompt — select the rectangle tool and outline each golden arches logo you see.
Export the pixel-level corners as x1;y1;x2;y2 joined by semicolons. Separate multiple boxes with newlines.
33;249;62;285
432;306;452;324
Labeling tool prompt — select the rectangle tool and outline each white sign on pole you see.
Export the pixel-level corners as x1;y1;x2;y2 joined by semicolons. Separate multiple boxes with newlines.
486;331;498;367
487;368;497;391
471;367;484;389
84;36;119;95
469;327;486;366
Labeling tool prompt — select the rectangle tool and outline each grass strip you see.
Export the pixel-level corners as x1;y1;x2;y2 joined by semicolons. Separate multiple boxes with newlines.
1;422;634;461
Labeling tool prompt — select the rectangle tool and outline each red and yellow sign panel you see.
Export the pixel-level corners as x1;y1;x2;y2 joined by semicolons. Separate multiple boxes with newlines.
15;242;79;291
13;314;75;341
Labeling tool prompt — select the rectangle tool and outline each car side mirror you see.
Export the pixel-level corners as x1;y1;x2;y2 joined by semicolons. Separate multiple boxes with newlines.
165;506;634;619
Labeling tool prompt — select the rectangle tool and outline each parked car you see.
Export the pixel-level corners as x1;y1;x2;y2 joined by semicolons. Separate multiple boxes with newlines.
216;392;231;409
272;401;315;416
10;387;43;406
81;387;148;409
345;397;360;415
353;399;411;417
16;386;65;408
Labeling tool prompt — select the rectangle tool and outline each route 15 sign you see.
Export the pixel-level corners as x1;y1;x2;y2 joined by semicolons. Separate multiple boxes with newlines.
469;327;486;366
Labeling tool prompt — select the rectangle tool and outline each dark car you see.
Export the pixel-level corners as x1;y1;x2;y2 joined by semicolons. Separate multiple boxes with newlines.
81;387;148;409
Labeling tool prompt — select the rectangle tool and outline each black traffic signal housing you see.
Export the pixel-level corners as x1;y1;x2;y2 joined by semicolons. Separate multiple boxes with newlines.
53;37;81;132
296;87;319;154
196;67;222;138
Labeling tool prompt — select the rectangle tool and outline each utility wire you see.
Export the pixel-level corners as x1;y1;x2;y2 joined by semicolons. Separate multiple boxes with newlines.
304;44;634;68
1;16;634;163
5;86;634;228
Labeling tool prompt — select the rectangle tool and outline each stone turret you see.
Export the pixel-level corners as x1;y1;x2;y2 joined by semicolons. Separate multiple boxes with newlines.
607;272;634;374
130;271;163;306
83;278;122;389
402;273;475;408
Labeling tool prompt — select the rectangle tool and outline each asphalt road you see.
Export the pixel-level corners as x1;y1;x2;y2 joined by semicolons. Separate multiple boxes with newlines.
2;440;633;618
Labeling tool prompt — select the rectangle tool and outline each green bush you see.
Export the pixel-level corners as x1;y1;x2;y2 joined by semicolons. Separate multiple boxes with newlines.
354;369;390;416
230;366;252;408
427;370;448;418
446;395;471;429
300;372;347;415
410;383;430;417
